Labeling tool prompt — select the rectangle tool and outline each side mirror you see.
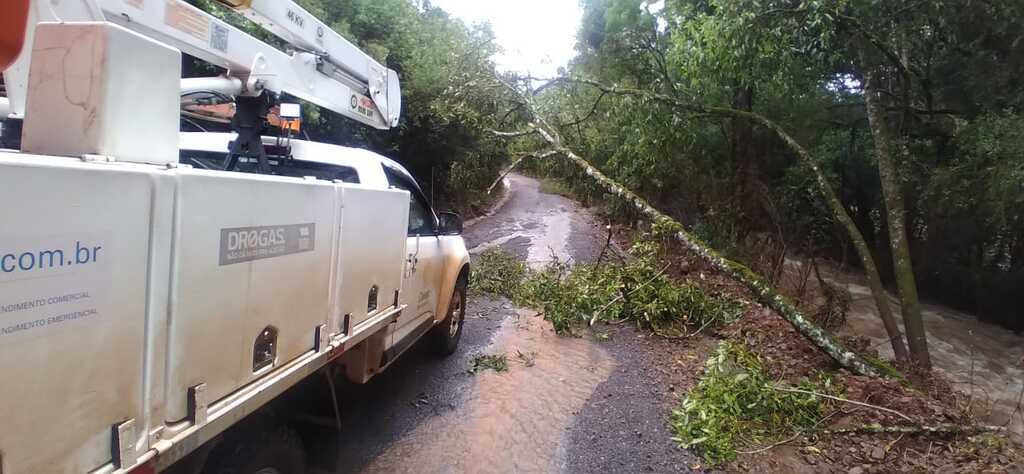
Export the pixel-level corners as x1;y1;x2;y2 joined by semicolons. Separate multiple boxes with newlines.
438;212;463;236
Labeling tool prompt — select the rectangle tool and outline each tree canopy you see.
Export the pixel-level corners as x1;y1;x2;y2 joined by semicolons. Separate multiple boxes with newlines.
523;0;1024;340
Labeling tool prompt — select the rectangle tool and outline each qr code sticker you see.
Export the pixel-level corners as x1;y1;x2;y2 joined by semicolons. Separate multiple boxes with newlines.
210;23;229;52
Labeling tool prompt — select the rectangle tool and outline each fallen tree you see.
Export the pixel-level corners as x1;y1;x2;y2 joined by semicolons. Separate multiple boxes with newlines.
491;76;886;378
540;77;910;364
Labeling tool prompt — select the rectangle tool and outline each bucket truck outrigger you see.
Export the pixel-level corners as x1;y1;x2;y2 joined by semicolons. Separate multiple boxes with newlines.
0;1;470;472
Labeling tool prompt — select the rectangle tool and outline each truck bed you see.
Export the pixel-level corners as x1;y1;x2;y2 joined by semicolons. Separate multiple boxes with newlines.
0;150;409;473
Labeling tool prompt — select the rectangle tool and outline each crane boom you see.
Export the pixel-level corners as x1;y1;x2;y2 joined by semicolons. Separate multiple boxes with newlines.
1;0;401;130
215;0;399;125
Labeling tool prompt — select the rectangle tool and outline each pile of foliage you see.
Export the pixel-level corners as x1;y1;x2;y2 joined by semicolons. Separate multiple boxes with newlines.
677;307;1022;471
470;247;528;298
469;353;509;374
472;240;743;335
671;341;840;465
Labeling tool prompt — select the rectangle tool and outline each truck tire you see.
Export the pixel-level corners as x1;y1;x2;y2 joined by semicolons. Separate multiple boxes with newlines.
432;279;466;356
204;425;305;474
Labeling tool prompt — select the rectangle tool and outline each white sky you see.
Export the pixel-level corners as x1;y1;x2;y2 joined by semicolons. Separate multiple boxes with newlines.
429;0;584;78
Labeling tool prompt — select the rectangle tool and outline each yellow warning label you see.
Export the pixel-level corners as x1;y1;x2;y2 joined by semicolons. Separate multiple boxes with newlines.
165;1;209;42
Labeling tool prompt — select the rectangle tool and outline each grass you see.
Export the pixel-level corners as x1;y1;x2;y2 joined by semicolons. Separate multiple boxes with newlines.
669;341;840;466
954;432;1017;461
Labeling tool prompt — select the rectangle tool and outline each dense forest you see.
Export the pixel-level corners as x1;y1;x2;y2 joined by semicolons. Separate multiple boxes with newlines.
545;0;1024;345
196;0;1023;346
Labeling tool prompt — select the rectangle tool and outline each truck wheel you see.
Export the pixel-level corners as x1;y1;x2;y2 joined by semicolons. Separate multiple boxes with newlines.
204;425;305;474
432;279;466;355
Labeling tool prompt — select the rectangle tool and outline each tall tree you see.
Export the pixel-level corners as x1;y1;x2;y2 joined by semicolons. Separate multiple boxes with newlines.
663;0;915;361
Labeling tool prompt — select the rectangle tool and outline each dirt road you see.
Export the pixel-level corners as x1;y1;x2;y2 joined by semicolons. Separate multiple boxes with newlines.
301;174;698;473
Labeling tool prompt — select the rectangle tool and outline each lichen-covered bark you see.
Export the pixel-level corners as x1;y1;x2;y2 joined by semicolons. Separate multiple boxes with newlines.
555;147;881;377
494;78;901;377
709;107;910;363
863;70;931;370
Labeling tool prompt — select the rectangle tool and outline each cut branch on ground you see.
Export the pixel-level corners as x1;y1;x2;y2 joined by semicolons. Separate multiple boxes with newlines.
826;423;1005;436
771;385;913;422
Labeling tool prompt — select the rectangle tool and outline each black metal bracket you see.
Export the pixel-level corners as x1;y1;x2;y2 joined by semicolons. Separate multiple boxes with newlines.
0;118;22;150
224;93;275;173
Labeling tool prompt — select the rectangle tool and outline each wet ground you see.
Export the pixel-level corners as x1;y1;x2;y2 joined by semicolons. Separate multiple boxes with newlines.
294;171;1021;474
463;174;608;268
301;174;698;473
827;265;1024;438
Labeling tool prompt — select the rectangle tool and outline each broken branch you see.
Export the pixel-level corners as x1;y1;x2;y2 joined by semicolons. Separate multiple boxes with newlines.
826;423;1005;436
490;128;540;138
771;385;913;422
486;149;560;194
589;262;672;326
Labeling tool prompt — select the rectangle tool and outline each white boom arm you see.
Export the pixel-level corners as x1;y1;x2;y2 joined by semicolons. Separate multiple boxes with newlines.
218;0;401;128
1;0;401;130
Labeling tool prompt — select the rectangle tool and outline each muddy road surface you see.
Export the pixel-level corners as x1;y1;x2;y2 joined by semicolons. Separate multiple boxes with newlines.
296;174;697;473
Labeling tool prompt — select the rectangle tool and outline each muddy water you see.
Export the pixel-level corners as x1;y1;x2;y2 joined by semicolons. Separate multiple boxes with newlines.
822;266;1024;438
466;174;606;270
358;311;613;473
469;205;576;270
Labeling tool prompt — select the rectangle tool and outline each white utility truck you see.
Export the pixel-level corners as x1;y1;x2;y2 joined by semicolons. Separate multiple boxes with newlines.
0;1;471;473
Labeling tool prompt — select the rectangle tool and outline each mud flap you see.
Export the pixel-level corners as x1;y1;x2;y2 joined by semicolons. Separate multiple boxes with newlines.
340;325;391;384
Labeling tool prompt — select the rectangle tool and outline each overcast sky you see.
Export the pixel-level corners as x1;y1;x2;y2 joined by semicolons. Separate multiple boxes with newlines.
429;0;584;78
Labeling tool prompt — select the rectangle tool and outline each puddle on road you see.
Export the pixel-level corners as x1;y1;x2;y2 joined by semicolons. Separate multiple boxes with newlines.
359;311;613;474
526;212;573;269
468;211;574;270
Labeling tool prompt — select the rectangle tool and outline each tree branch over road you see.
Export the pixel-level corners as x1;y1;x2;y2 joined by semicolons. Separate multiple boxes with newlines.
490;75;889;378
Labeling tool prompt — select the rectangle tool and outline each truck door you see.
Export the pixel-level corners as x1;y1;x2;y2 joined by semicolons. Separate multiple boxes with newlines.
383;166;442;350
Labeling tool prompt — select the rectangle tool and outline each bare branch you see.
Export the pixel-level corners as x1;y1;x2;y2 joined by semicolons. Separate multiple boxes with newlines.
486;150;560;194
559;91;609;130
490;128;539;138
498;103;525;128
738;409;844;455
772;385;913;422
826;423;1005;436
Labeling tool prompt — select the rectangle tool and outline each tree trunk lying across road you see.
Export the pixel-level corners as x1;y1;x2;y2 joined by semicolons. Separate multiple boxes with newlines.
492;77;887;378
546;77;911;364
554;143;882;378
